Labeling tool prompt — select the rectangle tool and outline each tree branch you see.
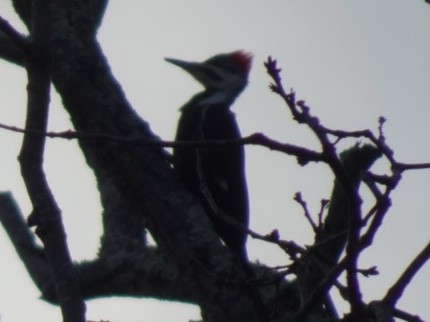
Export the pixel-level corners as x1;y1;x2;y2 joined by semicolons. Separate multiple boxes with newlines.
383;241;430;308
0;192;53;294
0;192;269;307
18;1;86;321
0;14;29;52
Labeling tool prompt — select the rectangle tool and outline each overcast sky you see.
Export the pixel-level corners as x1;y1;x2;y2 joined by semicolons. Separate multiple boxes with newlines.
0;1;429;321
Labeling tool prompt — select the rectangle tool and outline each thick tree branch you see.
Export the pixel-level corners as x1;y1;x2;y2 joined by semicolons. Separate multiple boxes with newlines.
0;14;29;51
0;31;25;65
0;192;53;294
0;192;261;306
18;1;86;321
0;14;27;65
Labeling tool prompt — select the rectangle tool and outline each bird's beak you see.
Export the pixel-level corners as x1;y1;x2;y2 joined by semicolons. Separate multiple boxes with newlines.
165;58;199;73
165;57;209;86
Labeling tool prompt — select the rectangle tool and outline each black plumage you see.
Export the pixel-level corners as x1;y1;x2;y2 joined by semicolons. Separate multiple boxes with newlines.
167;51;252;263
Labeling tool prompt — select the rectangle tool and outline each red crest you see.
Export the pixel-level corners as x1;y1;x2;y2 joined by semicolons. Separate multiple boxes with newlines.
231;51;253;73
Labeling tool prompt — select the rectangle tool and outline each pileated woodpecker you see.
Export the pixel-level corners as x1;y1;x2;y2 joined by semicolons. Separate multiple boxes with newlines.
166;51;252;264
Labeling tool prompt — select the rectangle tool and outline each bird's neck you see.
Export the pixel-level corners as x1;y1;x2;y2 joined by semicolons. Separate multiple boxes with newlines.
204;88;244;108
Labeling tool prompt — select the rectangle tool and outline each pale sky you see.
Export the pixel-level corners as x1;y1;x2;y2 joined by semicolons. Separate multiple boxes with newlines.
0;1;429;321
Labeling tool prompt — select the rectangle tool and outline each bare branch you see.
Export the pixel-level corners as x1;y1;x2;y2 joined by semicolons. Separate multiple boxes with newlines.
0;14;29;52
393;308;425;322
265;56;397;317
293;192;318;232
383;241;430;308
18;1;86;321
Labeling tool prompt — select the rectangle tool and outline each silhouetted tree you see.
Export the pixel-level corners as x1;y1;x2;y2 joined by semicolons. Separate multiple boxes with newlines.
0;2;428;322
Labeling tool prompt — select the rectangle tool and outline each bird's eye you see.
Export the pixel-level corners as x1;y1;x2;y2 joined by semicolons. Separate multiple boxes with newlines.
218;64;237;73
211;61;237;73
202;67;222;82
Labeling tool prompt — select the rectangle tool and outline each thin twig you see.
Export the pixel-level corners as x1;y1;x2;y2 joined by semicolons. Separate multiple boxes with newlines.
0;122;325;163
265;56;366;313
383;241;430;307
293;192;318;232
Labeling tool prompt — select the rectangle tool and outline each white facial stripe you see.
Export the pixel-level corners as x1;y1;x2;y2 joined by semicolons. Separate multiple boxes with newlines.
200;91;231;105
